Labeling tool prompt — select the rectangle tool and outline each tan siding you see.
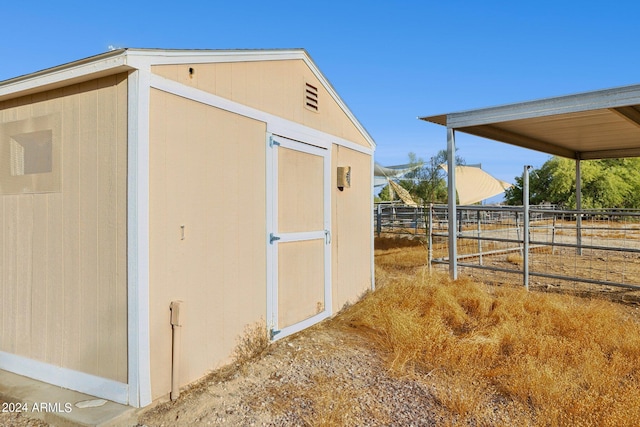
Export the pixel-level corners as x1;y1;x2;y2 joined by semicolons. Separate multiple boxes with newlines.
115;77;128;379
278;239;325;328
46;192;64;366
78;80;100;376
29;92;50;362
278;147;324;233
152;60;371;148
61;83;81;371
30;195;47;361
16;197;34;357
4;198;18;352
0;74;128;383
149;89;267;400
331;145;373;311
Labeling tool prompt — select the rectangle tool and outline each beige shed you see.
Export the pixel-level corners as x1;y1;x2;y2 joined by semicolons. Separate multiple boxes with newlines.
0;48;375;407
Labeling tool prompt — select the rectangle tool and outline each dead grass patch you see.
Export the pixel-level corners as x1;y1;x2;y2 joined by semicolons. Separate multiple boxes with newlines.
232;320;270;367
335;252;640;426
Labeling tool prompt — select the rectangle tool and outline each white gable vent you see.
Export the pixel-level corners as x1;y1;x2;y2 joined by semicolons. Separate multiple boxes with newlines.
304;82;319;112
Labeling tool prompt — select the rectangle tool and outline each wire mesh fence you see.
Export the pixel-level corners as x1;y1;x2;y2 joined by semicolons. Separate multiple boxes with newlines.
374;203;640;295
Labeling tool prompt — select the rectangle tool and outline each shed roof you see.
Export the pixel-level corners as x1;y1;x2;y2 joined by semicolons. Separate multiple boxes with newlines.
0;48;375;149
420;83;640;160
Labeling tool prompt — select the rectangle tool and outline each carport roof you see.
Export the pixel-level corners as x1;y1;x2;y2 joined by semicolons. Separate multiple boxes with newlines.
420;83;640;160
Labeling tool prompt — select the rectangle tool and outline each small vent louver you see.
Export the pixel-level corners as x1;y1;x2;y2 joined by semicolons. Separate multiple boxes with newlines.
304;82;319;112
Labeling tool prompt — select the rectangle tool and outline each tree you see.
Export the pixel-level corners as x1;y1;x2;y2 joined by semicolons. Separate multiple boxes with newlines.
405;150;465;204
504;157;640;208
377;150;466;205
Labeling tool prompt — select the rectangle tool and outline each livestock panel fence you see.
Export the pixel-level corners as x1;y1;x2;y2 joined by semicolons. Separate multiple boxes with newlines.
374;202;640;295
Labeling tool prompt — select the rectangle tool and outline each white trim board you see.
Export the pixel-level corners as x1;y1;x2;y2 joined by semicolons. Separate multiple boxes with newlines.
127;68;153;408
125;48;311;65
148;73;374;156
0;52;132;102
0;351;128;405
265;133;277;334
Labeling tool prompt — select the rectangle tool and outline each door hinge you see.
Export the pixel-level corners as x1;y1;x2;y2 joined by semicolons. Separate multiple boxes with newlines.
270;233;281;244
270;329;281;340
325;229;331;244
269;137;280;148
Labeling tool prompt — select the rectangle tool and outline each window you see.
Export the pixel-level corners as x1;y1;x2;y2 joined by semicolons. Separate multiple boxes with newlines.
10;130;53;176
0;115;60;194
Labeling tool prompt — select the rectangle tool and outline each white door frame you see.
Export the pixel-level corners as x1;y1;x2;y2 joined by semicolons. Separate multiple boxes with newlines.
266;133;332;340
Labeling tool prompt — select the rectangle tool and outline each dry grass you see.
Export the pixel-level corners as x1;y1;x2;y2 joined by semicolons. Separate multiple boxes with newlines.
232;320;270;366
506;253;523;265
336;239;640;426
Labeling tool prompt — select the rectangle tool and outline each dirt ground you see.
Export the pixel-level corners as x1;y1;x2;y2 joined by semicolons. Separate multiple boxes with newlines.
135;324;446;427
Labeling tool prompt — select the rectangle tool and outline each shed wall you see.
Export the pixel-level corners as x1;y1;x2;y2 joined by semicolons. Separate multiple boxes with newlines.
0;74;128;383
151;60;371;148
331;145;373;310
148;89;267;400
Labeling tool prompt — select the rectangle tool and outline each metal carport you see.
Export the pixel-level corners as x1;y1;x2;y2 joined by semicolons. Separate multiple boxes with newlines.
420;83;640;279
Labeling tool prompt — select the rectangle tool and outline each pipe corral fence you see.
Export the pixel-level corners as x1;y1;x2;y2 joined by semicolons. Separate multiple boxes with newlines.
374;202;640;293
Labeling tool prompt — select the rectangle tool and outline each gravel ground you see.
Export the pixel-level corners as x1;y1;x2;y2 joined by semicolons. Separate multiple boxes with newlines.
136;324;446;427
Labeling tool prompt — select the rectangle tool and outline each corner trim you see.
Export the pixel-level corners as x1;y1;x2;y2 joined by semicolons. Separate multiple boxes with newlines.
127;68;152;407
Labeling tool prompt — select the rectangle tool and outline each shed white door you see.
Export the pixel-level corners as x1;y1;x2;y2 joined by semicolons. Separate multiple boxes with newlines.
267;135;331;339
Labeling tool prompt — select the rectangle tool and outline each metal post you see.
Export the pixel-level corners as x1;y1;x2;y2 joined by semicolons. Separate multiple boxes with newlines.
477;210;483;265
552;214;557;255
516;212;522;256
447;128;458;280
575;157;583;255
523;165;531;291
376;204;382;238
428;204;433;273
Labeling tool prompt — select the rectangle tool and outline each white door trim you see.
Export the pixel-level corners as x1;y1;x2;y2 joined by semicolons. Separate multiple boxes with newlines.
266;134;332;340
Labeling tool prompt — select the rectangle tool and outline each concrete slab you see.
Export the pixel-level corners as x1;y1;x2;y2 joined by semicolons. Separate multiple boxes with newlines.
0;370;137;426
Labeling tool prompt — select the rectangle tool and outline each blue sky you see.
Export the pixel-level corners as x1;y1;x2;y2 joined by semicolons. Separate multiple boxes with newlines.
3;1;640;199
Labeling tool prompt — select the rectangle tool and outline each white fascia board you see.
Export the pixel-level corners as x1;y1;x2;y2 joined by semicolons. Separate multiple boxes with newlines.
444;84;640;129
0;50;132;102
0;351;128;405
149;73;374;156
125;48;309;65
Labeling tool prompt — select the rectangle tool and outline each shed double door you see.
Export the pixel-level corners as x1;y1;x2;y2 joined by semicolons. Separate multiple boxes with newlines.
268;135;331;339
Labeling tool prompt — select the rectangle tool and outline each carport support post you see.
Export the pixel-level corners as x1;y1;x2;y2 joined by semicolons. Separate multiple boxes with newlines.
447;127;458;280
523;165;531;291
576;157;583;255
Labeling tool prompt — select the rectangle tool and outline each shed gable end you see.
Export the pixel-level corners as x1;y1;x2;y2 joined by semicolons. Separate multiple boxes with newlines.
151;59;371;147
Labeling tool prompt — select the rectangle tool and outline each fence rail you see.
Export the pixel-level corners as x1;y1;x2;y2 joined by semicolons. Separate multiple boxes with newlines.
374;203;640;292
